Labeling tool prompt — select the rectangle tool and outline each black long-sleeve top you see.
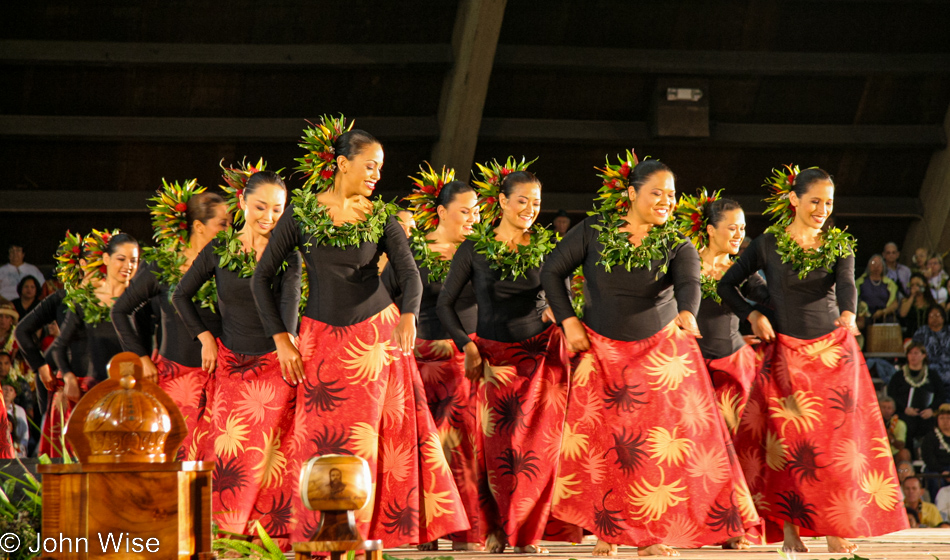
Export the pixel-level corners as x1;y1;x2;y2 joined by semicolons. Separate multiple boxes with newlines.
13;289;78;373
697;274;769;360
718;232;856;340
921;429;950;474
541;215;701;342
50;311;121;385
438;238;551;352
173;237;301;355
252;205;422;334
112;261;223;367
382;258;477;342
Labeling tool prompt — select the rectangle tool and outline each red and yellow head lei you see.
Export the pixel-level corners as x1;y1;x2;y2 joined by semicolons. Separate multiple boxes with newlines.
763;164;802;226
220;157;272;224
404;162;456;232
593;149;639;214
54;230;85;289
296;114;354;193
148;178;205;248
81;229;121;279
473;156;537;225
673;188;723;251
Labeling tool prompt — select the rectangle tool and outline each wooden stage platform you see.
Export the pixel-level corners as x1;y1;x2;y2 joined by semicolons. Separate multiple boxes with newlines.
384;530;949;559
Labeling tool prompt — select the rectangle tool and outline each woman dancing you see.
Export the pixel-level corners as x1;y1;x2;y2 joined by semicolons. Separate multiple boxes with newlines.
383;165;487;550
113;180;229;447
173;169;301;538
542;154;758;557
719;165;908;553
437;158;570;554
251;116;467;546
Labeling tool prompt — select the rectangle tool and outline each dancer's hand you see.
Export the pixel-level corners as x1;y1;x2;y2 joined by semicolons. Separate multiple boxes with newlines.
139;355;158;383
37;364;54;391
275;332;304;385
198;331;218;373
562;317;590;353
463;342;483;381
835;310;860;335
749;310;775;342
675;311;702;338
63;373;80;402
742;334;761;346
541;307;556;324
393;313;416;355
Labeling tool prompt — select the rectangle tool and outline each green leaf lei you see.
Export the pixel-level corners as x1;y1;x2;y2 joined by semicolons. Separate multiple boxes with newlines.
700;273;721;303
591;212;687;276
766;223;857;280
142;245;218;311
410;229;453;284
213;227;259;279
470;222;558;281
570;266;585;317
63;283;112;325
291;189;396;250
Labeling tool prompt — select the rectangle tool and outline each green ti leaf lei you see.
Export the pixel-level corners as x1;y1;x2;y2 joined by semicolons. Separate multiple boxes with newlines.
142;244;218;311
470;223;558;281
571;266;585;317
766;223;857;280
591;212;687;276
63;283;112;325
291;189;396;250
213;227;259;279
701;273;721;303
410;229;453;284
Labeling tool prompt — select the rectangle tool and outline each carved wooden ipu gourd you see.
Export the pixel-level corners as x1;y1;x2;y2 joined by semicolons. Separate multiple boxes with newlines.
294;455;383;560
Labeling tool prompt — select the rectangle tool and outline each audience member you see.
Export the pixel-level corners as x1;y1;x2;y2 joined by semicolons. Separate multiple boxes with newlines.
0;244;45;302
881;396;908;459
905;506;919;528
913;247;931;275
921;404;950;497
553;210;571;235
883;242;912;296
11;275;41;319
904;476;943;527
900;273;939;338
925;254;949;305
2;378;27;457
913;306;950;387
936;482;950;522
890;341;947;445
857;254;899;319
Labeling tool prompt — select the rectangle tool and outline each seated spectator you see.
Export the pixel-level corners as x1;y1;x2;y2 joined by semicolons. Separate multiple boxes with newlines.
884;242;912;296
921;404;950;497
890;341;947;445
912;306;950;389
900;273;939;338
937;521;950;528
1;378;27;457
0;244;45;303
913;247;931;275
925;254;949;305
936;482;950;523
905;506;919;528
11;275;41;320
553;210;571;236
881;396;908;459
857;254;900;319
903;475;944;527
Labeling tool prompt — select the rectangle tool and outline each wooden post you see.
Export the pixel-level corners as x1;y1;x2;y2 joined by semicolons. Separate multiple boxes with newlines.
903;105;950;256
430;0;507;175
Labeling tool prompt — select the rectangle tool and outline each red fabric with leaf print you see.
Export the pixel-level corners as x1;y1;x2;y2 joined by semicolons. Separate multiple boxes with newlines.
153;354;208;461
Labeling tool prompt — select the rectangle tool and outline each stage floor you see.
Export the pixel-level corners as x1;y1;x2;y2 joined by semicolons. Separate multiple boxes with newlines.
384;530;950;559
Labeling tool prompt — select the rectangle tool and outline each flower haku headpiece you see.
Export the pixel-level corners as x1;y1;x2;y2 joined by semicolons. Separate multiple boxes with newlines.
473;156;537;225
220;157;274;224
673;188;723;251
296;114;354;193
593;149;639;215
763;164;804;226
54;230;85;289
404;162;456;232
148;178;205;248
81;229;121;279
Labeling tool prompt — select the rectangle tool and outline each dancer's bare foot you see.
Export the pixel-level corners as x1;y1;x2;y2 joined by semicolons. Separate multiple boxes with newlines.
417;541;437;551
513;545;549;554
722;535;752;550
486;529;507;554
592;540;618;556
637;544;678;556
826;536;857;554
782;523;808;553
452;542;486;551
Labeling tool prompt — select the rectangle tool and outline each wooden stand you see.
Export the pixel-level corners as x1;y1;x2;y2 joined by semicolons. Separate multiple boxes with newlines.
38;352;215;560
292;511;382;560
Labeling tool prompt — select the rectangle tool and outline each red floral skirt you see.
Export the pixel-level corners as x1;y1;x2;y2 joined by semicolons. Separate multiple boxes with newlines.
191;341;297;538
415;337;488;544
552;323;759;548
38;375;73;458
0;398;12;459
290;305;469;546
734;328;908;538
705;344;759;437
154;354;209;461
474;324;572;547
